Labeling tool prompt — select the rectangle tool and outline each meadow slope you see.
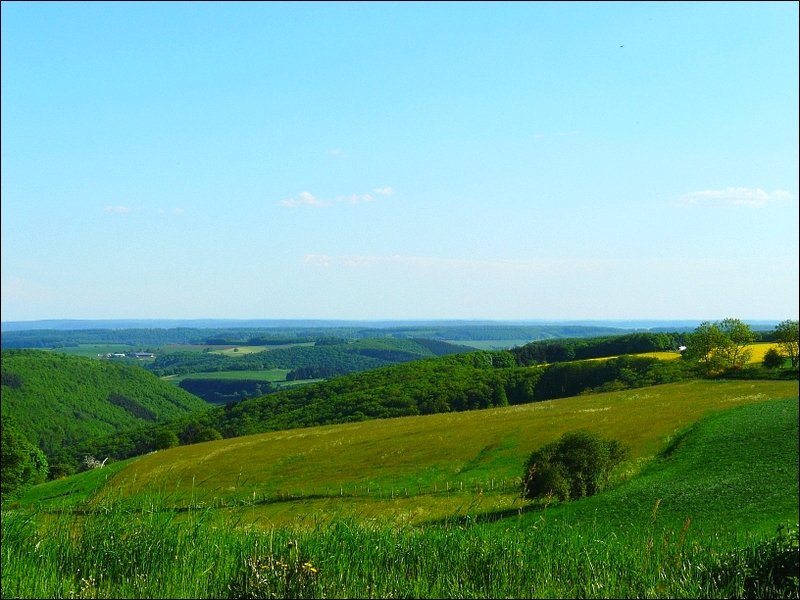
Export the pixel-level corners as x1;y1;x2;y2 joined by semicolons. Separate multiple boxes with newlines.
85;378;798;527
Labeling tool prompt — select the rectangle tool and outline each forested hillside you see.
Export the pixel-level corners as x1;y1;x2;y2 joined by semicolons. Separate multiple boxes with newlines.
71;350;695;466
510;332;690;364
0;350;209;470
147;337;470;377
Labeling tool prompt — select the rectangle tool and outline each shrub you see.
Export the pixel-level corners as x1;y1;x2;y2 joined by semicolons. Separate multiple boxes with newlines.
522;430;628;501
763;348;785;369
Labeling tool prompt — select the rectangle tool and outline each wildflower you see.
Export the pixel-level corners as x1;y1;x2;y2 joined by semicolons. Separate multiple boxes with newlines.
302;561;318;575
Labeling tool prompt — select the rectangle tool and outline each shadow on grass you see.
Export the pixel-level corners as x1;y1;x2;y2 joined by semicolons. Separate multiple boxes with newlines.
421;499;553;528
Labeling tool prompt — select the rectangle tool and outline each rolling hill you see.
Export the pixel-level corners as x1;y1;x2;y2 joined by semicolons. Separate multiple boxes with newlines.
0;349;210;468
69;378;799;528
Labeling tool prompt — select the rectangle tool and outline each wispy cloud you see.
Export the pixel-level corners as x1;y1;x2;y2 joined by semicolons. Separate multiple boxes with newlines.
281;191;328;208
340;193;374;204
281;187;394;208
678;187;795;207
103;205;132;214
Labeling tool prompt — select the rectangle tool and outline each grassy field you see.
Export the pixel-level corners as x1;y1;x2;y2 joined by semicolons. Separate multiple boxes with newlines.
162;369;291;384
29;378;794;529
3;393;798;599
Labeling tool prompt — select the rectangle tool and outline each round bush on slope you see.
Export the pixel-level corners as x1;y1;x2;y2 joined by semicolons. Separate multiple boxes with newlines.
522;430;628;501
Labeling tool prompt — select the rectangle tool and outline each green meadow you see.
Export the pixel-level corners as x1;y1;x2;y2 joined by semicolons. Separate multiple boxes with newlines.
3;385;798;598
163;369;291;384
83;379;795;525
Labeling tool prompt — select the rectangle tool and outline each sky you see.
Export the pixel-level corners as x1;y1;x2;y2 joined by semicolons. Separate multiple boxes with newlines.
2;1;798;323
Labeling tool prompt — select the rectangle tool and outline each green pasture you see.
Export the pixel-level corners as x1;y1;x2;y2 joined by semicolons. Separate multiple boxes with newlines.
86;379;797;527
163;342;315;355
5;395;798;599
209;343;315;356
162;369;290;384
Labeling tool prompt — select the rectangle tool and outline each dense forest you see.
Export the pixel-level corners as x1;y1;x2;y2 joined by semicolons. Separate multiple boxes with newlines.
510;331;690;364
0;350;209;472
146;337;471;377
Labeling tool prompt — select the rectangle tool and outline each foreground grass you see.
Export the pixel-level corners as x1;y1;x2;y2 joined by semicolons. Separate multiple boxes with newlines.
3;397;798;598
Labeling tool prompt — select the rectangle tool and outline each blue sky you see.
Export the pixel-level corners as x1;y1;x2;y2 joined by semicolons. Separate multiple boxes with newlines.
2;1;797;322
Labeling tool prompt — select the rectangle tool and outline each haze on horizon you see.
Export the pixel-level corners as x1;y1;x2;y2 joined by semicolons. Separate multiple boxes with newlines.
2;2;798;323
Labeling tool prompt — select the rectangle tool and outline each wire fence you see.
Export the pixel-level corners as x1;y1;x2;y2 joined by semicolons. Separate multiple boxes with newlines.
206;477;525;509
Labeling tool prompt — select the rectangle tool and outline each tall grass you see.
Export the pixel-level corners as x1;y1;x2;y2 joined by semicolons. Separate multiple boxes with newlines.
3;397;797;598
3;502;797;598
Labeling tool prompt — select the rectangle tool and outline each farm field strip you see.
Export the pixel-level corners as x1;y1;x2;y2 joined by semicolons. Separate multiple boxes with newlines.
162;369;290;383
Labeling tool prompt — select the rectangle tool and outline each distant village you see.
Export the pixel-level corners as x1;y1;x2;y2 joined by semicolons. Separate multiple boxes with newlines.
103;351;155;359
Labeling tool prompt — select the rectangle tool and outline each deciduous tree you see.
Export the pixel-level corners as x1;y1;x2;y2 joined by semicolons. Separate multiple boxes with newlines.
773;320;799;368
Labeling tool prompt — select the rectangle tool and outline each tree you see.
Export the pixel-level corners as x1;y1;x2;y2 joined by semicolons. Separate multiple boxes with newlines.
763;348;785;369
773;320;799;369
154;429;179;450
195;427;223;442
522;430;628;502
717;318;754;368
683;321;729;372
1;417;48;498
684;318;754;373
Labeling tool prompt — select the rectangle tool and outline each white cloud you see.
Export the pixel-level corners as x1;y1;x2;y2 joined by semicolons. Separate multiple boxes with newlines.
678;187;795;207
329;148;345;158
281;191;328;208
103;205;132;214
341;193;374;204
281;187;395;208
304;254;333;267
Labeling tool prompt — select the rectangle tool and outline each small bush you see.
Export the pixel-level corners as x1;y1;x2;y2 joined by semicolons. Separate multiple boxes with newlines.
522;430;628;501
763;348;785;369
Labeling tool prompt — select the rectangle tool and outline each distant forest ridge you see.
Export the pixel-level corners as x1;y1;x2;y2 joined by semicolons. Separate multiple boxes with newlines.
1;317;783;333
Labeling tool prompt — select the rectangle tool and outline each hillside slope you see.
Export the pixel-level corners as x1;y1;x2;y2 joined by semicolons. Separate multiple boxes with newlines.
86;379;798;524
0;350;210;466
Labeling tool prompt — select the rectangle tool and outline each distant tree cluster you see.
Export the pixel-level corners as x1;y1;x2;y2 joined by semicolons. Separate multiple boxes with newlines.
683;318;799;374
511;332;688;366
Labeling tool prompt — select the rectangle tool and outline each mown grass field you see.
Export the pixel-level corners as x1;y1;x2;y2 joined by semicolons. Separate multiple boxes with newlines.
4;392;798;599
162;369;291;384
25;378;796;530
